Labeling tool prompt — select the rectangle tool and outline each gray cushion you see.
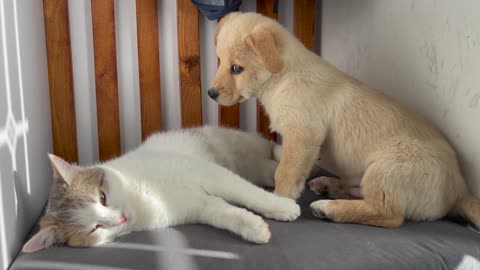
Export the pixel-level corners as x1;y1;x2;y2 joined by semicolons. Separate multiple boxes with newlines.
10;190;480;270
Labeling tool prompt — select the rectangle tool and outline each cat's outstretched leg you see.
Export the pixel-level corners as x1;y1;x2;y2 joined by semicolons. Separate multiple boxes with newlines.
196;196;271;244
198;164;301;221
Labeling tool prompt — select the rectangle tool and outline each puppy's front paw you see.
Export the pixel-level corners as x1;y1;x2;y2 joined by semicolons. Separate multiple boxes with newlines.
274;182;304;200
310;199;333;219
264;197;301;222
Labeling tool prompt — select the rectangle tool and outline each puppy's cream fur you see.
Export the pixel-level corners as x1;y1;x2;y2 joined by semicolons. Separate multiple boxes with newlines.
211;12;480;228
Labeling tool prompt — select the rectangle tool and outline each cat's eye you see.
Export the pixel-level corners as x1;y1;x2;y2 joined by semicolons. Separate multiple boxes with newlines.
100;191;107;206
231;64;244;74
90;224;102;234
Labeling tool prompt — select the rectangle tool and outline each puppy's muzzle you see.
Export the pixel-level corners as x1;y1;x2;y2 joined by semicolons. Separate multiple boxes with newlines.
207;88;219;100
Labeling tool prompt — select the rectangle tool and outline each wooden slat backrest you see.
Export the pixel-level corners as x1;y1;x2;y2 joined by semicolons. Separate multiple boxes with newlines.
136;0;162;140
43;0;78;162
44;1;319;162
218;101;240;128
256;0;278;141
91;0;121;161
177;0;203;127
294;0;316;51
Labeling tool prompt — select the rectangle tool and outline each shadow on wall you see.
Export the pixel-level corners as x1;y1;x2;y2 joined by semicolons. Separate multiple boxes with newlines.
0;0;53;269
0;43;31;270
0;170;28;270
0;0;31;267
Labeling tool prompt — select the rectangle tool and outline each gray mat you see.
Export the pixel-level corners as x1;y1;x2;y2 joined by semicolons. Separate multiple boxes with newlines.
10;189;480;270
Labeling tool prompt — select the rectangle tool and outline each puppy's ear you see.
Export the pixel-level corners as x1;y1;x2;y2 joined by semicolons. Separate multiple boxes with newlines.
214;12;241;46
245;26;284;74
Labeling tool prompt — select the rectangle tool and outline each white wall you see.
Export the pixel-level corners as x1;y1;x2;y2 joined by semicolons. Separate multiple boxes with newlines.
0;0;52;269
322;0;480;194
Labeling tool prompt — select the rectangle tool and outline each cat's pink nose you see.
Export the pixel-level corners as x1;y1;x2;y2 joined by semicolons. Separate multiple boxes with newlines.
119;214;127;224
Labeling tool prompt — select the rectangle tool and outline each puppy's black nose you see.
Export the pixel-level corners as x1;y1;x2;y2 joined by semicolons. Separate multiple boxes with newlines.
208;88;219;100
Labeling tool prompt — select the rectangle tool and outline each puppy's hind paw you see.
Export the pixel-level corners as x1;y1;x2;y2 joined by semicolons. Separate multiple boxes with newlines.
309;177;353;199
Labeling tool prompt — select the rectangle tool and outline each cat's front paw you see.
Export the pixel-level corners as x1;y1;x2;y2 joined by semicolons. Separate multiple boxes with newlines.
264;197;301;222
243;215;271;244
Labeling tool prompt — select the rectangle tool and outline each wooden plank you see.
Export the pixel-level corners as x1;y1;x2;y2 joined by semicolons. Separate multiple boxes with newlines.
257;103;276;141
43;0;78;162
294;0;316;51
256;0;277;140
218;104;240;128
177;0;203;127
136;0;162;140
91;0;121;160
257;0;278;20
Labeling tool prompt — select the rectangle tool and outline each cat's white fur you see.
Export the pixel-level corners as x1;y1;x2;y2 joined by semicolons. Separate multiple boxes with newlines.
23;126;299;252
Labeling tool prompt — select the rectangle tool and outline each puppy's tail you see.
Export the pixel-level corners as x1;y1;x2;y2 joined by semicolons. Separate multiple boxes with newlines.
457;193;480;230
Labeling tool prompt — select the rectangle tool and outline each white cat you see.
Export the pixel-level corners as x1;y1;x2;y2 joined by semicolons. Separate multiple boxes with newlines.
22;126;300;252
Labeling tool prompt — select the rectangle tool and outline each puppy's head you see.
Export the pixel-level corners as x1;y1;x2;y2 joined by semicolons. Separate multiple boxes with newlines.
209;12;284;106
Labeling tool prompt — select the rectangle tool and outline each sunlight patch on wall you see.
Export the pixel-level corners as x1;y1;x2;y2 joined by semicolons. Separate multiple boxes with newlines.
13;0;31;194
0;0;30;194
0;114;28;172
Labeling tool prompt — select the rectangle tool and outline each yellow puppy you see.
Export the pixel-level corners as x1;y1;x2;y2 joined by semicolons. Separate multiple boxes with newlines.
208;12;480;228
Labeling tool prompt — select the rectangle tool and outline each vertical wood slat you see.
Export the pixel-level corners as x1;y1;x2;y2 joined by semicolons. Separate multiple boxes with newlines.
136;0;162;140
256;0;277;141
218;101;240;128
43;0;78;162
294;0;316;51
177;0;203;127
91;0;121;160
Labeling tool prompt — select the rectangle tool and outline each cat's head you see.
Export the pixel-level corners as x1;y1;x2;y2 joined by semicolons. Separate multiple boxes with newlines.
22;154;130;252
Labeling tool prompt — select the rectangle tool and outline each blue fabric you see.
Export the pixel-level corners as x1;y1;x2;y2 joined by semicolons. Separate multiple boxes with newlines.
191;0;242;20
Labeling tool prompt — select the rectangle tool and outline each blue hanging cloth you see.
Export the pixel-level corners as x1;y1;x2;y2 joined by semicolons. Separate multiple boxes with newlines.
191;0;243;20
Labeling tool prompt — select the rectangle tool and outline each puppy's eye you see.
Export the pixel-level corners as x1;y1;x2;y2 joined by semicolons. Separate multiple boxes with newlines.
231;64;244;74
100;191;107;206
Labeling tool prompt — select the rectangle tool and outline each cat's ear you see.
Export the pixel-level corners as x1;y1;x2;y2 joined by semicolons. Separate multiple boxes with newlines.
22;226;58;253
48;154;79;185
